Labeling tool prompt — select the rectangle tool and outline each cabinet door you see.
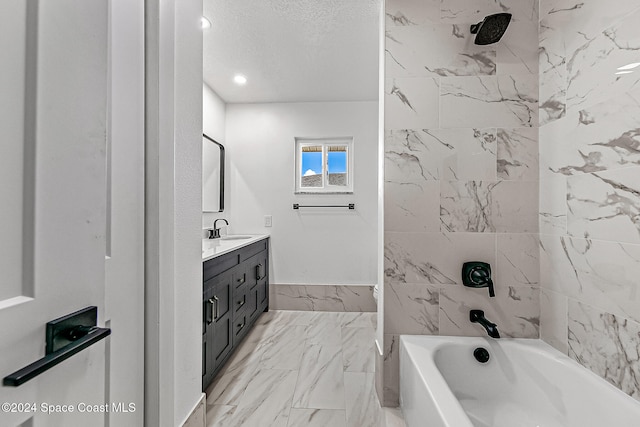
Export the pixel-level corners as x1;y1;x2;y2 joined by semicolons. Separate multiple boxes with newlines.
211;270;233;370
246;285;259;323
202;287;216;389
256;250;269;312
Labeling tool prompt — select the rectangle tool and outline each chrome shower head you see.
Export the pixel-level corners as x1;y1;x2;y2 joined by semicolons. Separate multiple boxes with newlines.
470;13;512;45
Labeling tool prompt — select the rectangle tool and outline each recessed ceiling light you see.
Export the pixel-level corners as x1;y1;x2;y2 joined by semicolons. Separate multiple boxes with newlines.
233;75;247;85
615;70;634;75
617;62;640;71
201;17;211;30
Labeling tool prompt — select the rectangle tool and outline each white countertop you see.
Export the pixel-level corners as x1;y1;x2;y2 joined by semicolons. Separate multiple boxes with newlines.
202;234;269;262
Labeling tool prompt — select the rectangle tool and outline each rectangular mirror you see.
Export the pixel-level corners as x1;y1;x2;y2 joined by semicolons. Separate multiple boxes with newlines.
202;134;225;212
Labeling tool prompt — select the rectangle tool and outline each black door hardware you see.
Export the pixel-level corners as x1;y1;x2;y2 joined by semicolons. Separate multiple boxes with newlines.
3;306;111;387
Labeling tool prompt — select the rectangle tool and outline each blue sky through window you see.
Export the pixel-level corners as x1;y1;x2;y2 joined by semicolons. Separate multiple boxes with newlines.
301;151;322;176
328;152;346;173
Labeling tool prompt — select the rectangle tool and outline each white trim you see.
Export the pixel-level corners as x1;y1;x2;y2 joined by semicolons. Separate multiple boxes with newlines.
294;136;354;193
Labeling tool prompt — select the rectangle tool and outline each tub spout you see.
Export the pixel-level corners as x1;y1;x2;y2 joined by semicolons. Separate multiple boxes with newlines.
470;310;500;338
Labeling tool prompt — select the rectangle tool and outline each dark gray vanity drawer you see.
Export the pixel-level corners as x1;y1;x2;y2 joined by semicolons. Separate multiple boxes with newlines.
204;252;239;282
239;239;267;262
233;311;249;343
232;281;248;316
203;238;268;282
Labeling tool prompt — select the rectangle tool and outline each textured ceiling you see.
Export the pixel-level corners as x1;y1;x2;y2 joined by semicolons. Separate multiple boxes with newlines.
203;0;380;103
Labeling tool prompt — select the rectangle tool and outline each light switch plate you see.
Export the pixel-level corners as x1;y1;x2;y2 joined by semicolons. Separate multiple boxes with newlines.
264;215;272;227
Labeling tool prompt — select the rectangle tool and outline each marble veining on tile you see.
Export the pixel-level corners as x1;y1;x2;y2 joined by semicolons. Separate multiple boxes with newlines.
440;180;538;233
385;129;442;182
540;91;640;176
565;9;640;113
539;234;640;324
206;405;236;427
497;128;538;180
386;24;496;78
539;288;569;355
206;311;396;427
539;2;640;124
566;167;640;244
341;327;376;373
539;174;568;235
383;334;400;407
441;0;538;24
381;0;540;413
440;75;538;129
385;180;441;232
385;0;440;27
496;20;539;76
338;311;377;329
440;181;496;232
292;343;346;409
539;0;640;53
231;369;298;427
306;320;343;347
439;285;540;338
287;409;347;427
384;232;496;285
496;233;539;286
270;284;376;312
384;283;439;335
385;77;439;130
345;372;381;426
568;301;640;401
205;361;259;407
258;325;308;370
438;128;497;181
385;128;498;182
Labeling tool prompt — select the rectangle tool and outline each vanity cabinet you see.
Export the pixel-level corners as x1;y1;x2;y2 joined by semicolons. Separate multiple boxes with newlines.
202;238;269;390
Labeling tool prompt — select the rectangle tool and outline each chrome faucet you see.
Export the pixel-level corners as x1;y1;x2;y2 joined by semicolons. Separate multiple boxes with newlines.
210;218;228;239
470;310;500;338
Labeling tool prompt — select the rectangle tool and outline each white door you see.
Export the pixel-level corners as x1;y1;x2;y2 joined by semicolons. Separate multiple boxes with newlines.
0;1;144;426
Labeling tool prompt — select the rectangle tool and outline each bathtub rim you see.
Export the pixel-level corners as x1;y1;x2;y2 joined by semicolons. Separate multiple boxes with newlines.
399;335;640;427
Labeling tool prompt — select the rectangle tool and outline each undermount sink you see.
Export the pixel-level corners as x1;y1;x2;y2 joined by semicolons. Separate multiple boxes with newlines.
220;235;252;241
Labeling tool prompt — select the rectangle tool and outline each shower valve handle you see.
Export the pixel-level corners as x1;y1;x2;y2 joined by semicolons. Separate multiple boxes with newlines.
462;262;496;298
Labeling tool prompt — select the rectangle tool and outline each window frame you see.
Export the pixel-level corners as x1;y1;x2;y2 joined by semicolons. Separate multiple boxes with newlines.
294;137;354;194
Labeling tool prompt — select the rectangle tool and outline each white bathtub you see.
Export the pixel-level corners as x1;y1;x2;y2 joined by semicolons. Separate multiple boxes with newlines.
400;335;640;427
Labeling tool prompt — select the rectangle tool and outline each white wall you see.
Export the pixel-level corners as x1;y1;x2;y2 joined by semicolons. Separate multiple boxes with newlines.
225;101;378;285
203;83;225;141
202;83;229;230
106;0;145;426
145;0;204;426
173;0;204;424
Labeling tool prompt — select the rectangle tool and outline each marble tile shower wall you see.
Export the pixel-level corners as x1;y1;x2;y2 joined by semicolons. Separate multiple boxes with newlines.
538;0;640;402
382;0;539;405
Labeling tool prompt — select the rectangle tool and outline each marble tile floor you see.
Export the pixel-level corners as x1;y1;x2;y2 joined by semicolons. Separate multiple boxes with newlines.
205;310;406;427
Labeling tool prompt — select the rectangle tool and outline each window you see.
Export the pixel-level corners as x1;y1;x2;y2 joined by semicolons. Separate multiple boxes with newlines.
295;137;353;193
